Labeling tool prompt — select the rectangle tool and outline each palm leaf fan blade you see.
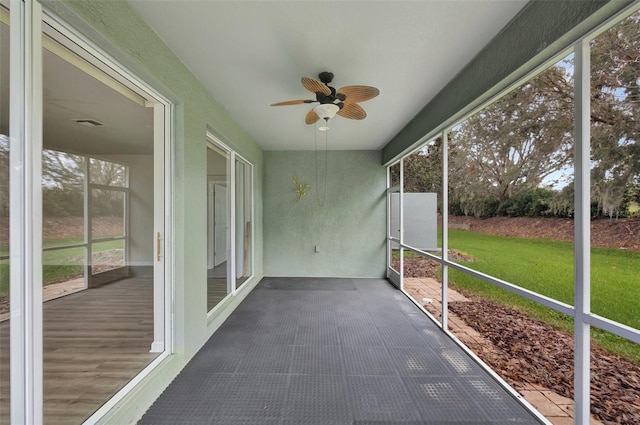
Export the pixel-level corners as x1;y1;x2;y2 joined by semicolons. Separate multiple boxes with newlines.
337;103;366;120
301;77;331;95
337;85;379;103
305;108;320;124
271;99;315;106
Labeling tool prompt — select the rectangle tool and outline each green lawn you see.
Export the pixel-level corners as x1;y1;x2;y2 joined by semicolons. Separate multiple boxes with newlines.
447;230;640;363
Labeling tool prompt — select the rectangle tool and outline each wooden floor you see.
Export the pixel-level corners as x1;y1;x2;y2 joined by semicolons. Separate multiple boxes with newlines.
207;278;229;311
0;278;158;425
206;262;249;311
207;277;249;312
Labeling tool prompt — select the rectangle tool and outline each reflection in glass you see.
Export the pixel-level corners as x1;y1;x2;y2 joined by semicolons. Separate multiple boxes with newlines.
42;247;84;288
42;150;85;249
91;188;125;239
91;239;125;275
235;158;252;289
42;30;158;423
90;157;126;187
207;144;230;311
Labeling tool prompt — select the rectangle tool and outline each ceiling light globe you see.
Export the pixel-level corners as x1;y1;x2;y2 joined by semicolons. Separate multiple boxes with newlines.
314;103;340;121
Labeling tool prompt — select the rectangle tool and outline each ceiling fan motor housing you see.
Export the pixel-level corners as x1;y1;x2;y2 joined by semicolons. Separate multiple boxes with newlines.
318;71;334;84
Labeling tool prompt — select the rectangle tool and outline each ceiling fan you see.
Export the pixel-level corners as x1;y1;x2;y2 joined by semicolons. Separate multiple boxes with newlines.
271;71;380;126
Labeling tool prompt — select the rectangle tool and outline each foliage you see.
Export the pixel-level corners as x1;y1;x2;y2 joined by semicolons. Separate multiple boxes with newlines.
398;138;443;194
589;12;640;218
495;188;555;217
449;63;574;210
43;187;83;217
42;149;126;217
400;12;640;219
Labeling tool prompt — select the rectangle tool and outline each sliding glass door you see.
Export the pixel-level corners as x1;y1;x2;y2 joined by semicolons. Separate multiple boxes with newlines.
206;135;254;314
6;2;173;423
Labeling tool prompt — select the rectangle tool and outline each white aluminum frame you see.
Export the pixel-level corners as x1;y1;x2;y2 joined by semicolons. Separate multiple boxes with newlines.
573;37;591;425
234;154;254;288
10;1;44;423
441;131;449;331
385;181;401;288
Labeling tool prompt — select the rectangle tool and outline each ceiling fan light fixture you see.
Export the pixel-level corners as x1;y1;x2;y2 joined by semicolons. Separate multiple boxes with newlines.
314;103;339;121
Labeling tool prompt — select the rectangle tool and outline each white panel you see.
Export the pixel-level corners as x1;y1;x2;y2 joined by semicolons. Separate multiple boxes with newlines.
390;193;438;251
9;1;43;422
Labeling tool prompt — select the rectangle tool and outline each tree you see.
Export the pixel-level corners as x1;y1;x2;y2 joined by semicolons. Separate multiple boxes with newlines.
589;11;640;218
41;150;127;218
448;64;574;216
448;10;640;218
396;138;443;194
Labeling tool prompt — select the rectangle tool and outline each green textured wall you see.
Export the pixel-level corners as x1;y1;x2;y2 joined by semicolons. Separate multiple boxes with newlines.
39;0;265;423
264;151;386;278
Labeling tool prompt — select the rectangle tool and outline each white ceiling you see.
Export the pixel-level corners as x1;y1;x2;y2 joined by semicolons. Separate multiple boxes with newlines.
130;0;527;151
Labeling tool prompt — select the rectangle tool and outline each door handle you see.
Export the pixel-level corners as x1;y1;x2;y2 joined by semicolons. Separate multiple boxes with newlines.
156;232;161;262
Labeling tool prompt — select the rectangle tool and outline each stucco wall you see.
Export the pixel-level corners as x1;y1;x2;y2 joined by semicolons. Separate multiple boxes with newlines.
264;150;386;278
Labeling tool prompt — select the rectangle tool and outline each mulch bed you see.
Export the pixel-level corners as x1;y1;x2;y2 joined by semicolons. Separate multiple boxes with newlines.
449;296;640;424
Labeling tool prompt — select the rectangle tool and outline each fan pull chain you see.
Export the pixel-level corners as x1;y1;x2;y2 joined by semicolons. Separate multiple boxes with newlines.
315;122;328;207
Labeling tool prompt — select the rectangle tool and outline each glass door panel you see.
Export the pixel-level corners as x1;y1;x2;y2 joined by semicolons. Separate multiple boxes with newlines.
42;27;161;423
235;157;252;290
207;143;231;312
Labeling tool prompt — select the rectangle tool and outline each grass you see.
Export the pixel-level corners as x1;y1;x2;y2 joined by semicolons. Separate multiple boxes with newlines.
446;230;640;363
0;237;123;295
